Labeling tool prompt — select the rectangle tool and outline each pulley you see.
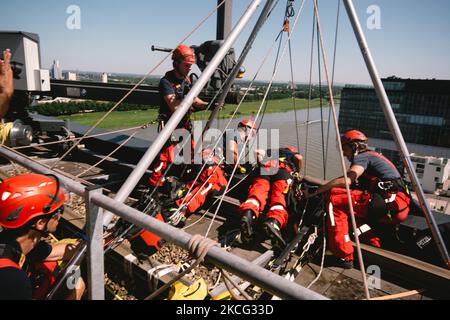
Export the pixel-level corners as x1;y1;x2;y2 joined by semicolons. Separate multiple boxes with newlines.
0;120;33;147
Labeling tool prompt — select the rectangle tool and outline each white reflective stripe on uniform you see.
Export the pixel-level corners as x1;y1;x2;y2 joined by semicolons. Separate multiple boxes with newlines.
154;162;164;173
269;205;285;212
385;193;397;203
344;234;351;243
328;202;336;227
201;183;213;196
245;199;260;209
359;224;371;234
355;224;372;237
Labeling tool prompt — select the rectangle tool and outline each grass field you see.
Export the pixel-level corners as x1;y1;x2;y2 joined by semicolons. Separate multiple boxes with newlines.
58;98;324;129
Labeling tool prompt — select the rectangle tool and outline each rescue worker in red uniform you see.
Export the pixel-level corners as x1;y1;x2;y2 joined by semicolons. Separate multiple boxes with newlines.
0;174;85;300
239;146;304;249
148;44;209;188
166;148;228;227
223;119;257;169
306;130;411;268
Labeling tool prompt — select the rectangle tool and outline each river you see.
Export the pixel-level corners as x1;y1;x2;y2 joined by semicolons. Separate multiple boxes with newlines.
133;106;346;180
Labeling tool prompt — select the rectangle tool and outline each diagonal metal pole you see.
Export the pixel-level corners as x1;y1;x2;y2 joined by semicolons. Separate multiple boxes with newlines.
102;0;263;228
0;146;328;300
343;0;450;268
204;0;276;134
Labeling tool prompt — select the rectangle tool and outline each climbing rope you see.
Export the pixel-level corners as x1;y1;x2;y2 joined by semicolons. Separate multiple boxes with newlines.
304;10;316;176
205;0;306;239
312;0;370;299
182;172;251;232
285;0;301;152
144;234;249;300
12;124;148;151
324;0;342;178
307;213;327;289
316;0;327;180
152;19;286;220
76;130;141;178
50;0;228;169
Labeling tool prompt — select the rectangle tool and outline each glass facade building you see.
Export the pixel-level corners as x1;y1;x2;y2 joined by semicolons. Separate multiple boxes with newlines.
339;77;450;169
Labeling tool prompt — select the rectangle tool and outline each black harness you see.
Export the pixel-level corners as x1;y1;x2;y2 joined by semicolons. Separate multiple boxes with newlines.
0;243;24;267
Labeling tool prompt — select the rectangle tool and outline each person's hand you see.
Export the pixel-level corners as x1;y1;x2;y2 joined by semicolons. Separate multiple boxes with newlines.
292;172;302;182
62;241;82;262
0;49;13;98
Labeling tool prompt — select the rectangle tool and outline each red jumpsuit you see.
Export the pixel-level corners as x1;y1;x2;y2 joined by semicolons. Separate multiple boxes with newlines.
327;152;411;261
148;138;196;188
176;163;228;217
239;158;295;229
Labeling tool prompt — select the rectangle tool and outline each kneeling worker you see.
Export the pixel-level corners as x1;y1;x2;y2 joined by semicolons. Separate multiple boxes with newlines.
306;130;410;269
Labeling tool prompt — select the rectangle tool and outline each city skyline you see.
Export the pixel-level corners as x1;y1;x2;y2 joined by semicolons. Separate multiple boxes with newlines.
1;0;449;85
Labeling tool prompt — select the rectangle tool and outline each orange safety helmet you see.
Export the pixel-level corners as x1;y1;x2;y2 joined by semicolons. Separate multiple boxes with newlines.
172;44;196;65
238;119;256;130
284;146;299;154
341;130;368;146
0;174;65;229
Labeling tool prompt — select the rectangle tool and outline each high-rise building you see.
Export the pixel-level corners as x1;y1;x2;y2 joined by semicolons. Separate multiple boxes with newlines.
339;77;450;192
50;60;62;80
101;72;108;83
409;154;450;195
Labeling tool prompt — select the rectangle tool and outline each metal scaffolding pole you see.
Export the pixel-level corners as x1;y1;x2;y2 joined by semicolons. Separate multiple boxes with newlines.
102;0;263;228
217;0;233;40
204;0;275;134
343;0;450;268
0;146;328;300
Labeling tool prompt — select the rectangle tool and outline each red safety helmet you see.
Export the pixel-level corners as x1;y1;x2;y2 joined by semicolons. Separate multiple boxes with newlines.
284;146;299;154
0;174;65;229
341;130;368;146
238;119;256;130
172;44;196;65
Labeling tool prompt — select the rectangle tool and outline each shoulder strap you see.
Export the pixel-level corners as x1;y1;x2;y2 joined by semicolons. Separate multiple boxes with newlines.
0;244;25;268
0;258;20;270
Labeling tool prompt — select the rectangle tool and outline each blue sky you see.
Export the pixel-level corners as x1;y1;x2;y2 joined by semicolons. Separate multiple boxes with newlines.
1;0;449;84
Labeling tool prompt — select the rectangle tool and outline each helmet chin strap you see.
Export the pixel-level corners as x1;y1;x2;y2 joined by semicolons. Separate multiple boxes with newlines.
350;143;359;161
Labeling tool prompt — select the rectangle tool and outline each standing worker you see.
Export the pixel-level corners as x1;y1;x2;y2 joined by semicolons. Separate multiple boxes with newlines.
149;44;209;188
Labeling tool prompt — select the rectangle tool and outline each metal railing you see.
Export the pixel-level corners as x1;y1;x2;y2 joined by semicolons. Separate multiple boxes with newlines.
0;146;328;300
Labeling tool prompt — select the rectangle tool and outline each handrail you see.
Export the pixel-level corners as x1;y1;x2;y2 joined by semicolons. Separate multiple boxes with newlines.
0;145;328;300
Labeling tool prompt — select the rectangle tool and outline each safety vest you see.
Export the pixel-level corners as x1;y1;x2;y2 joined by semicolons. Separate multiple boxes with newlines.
158;71;193;131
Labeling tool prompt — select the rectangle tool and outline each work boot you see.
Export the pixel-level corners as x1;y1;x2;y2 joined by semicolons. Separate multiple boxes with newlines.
263;218;286;250
323;254;354;269
240;210;257;244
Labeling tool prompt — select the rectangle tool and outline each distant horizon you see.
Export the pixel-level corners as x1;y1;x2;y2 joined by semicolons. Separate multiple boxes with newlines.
2;0;449;85
59;69;449;87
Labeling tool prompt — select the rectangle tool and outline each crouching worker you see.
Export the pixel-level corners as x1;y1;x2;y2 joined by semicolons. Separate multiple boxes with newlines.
239;146;304;249
0;174;85;300
306;130;411;269
165;149;228;227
